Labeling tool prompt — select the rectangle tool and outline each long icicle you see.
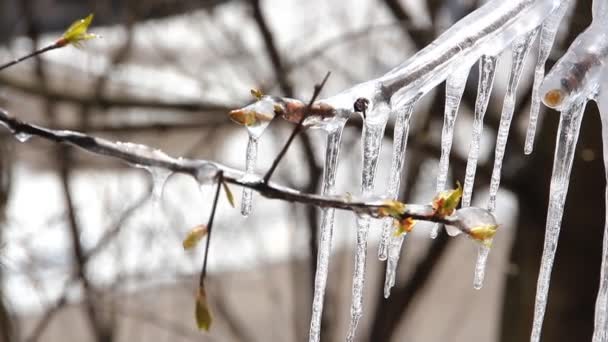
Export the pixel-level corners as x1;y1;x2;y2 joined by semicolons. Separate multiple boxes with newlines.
593;108;608;342
377;98;421;299
378;97;421;260
524;1;570;155
488;29;539;212
462;55;499;208
241;135;258;216
430;66;470;239
530;99;586;342
309;122;346;342
347;111;389;342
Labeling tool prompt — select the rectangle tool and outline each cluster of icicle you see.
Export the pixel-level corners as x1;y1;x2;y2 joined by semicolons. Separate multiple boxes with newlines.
230;0;608;341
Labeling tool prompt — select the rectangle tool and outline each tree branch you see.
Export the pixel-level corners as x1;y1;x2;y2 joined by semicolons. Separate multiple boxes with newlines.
0;108;491;230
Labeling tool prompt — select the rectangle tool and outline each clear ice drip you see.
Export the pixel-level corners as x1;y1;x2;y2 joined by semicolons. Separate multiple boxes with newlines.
347;103;390;342
14;132;31;142
462;55;499;208
309;122;346;342
487;29;539;212
241;135;258;216
594;107;608;342
530;99;586;342
524;1;570;154
146;167;172;205
378;98;421;260
473;245;490;290
430;66;470;239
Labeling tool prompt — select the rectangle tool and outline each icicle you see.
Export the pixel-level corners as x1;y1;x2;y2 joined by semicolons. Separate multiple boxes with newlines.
384;232;403;298
592;67;608;342
430;66;470;239
380;97;426;298
593;106;608;342
309;121;346;342
530;99;586;342
462;55;499;208
524;2;569;155
378;97;420;260
241;135;258;216
346;103;390;342
487;29;539;212
473;245;490;290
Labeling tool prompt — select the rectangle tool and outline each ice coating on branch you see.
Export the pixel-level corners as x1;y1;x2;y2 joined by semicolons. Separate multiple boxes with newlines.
378;98;420;260
430;66;470;239
347;100;391;342
488;29;539;212
540;24;608;111
530;99;586;342
462;55;499;208
309;121;346;342
524;1;570;154
382;0;559;105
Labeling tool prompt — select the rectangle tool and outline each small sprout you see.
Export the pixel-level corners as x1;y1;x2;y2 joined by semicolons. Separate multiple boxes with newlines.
57;14;100;48
195;285;213;331
221;181;236;208
378;200;406;218
183;225;208;250
469;224;499;246
251;88;264;100
394;217;416;236
432;181;462;217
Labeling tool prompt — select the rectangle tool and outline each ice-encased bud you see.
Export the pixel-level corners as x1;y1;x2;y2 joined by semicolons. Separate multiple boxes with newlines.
228;96;277;138
447;207;498;238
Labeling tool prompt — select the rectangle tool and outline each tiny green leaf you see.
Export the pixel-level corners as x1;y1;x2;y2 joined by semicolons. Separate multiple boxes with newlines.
195;286;212;331
58;14;100;47
431;181;463;217
183;225;208;250
469;224;498;246
250;88;264;100
222;181;236;208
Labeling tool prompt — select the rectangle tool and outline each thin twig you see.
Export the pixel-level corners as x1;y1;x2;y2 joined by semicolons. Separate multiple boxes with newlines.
0;43;61;72
200;173;222;285
262;71;331;183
